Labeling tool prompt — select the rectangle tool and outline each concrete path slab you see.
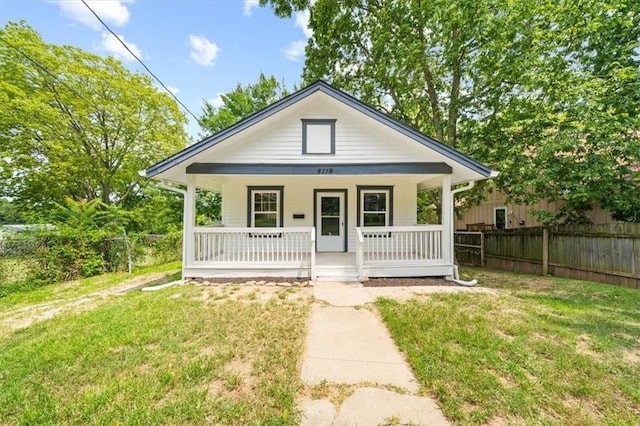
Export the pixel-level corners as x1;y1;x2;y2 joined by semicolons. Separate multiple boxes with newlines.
333;387;449;426
300;399;335;426
299;282;450;425
313;282;374;306
301;304;419;391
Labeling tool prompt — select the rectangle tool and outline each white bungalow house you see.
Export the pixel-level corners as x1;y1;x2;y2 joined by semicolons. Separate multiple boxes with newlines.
143;81;496;281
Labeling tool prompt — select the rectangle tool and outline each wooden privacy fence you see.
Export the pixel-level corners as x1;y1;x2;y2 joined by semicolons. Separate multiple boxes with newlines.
454;223;640;289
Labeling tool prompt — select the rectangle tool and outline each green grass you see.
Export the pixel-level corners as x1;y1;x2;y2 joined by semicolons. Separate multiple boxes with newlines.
0;279;311;425
377;268;640;425
0;261;181;310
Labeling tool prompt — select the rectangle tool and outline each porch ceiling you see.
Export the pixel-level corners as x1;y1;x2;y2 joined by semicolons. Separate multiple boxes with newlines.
192;173;449;192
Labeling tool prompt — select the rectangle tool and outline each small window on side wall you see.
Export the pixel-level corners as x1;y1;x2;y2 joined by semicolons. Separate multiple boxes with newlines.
302;119;336;154
494;207;507;230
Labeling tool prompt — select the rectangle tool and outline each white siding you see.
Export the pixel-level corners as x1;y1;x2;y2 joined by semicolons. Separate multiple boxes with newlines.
220;175;419;252
199;97;430;164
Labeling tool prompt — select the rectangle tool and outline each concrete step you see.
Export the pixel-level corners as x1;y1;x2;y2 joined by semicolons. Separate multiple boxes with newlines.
314;267;360;282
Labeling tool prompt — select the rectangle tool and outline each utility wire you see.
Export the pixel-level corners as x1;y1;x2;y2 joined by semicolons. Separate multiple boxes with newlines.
80;0;202;124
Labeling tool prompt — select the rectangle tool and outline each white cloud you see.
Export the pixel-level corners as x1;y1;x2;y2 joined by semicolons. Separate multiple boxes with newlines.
57;0;132;30
281;8;312;61
207;94;225;109
189;35;219;66
294;10;313;38
243;0;259;16
100;32;142;62
166;86;179;95
284;40;306;62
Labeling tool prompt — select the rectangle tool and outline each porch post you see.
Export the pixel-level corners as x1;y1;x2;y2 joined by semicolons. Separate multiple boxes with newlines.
183;174;196;272
441;175;453;270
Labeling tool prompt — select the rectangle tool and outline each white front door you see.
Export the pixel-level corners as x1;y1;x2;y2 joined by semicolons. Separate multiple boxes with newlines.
316;191;346;252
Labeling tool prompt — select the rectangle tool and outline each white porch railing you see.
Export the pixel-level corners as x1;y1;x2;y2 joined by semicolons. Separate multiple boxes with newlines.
356;225;444;265
192;227;315;268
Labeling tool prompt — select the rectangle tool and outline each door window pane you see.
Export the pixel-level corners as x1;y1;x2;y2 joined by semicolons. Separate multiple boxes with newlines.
321;197;340;216
321;217;340;235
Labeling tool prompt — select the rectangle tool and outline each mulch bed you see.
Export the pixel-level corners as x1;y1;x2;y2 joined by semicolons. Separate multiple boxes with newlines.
188;277;455;287
362;277;456;287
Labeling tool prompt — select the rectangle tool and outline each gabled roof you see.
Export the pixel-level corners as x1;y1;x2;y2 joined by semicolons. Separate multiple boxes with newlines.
145;80;493;178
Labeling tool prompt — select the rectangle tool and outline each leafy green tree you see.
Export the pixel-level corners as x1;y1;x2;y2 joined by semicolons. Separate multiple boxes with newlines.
0;22;188;219
0;199;24;224
261;0;640;223
197;74;291;223
199;73;289;135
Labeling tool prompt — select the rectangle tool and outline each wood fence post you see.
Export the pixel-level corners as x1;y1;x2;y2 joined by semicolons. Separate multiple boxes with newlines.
542;227;549;276
480;231;485;268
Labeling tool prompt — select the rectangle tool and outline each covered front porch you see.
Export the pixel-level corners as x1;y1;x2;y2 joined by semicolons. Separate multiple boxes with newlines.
179;170;457;282
184;224;449;281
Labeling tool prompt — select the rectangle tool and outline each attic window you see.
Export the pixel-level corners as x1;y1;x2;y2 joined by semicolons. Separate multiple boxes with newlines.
302;119;336;154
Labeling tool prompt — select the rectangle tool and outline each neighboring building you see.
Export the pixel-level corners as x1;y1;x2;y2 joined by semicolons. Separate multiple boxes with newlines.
456;188;612;231
144;81;496;281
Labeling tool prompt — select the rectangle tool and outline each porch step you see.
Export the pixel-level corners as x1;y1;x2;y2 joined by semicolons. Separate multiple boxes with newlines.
314;266;360;282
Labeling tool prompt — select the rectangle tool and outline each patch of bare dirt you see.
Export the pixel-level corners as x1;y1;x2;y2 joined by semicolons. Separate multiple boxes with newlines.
575;334;601;360
194;285;312;305
622;347;640;364
1;272;172;335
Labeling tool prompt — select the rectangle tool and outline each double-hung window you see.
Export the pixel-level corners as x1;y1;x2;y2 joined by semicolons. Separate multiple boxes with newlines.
247;186;283;228
357;186;393;227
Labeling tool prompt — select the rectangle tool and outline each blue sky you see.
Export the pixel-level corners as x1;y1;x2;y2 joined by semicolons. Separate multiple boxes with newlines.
0;0;308;139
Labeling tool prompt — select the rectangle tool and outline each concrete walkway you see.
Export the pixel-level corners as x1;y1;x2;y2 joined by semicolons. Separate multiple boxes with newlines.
298;282;451;426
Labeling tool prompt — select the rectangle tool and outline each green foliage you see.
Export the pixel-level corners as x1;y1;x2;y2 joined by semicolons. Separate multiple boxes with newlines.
149;231;183;265
0;229;182;297
262;0;640;223
199;73;290;135
0;199;24;224
0;21;188;218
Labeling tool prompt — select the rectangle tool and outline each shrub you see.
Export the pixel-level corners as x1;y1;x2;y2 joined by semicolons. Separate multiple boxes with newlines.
149;231;182;265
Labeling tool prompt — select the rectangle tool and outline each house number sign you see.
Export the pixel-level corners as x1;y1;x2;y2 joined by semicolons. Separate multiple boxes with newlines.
317;168;334;174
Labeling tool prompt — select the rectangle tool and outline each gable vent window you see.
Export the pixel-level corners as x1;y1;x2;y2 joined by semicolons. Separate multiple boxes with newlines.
302;119;336;154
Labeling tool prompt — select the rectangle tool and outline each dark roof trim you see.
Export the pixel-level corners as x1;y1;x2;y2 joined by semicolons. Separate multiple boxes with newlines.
145;80;492;178
185;162;452;175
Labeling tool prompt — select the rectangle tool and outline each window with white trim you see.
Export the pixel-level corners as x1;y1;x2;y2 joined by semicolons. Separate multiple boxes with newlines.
247;187;283;227
357;187;393;227
494;207;507;230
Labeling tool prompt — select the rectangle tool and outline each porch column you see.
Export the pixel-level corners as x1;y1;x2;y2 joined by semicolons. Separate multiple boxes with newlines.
441;175;453;268
183;174;196;270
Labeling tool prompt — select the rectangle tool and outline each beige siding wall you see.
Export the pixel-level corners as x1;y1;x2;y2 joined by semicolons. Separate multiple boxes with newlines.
220;175;421;252
455;189;613;230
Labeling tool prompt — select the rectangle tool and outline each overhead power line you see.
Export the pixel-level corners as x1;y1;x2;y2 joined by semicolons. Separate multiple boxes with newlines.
80;0;201;124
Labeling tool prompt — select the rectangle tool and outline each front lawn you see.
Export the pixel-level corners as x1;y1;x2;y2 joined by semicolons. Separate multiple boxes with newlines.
377;269;640;425
0;281;311;425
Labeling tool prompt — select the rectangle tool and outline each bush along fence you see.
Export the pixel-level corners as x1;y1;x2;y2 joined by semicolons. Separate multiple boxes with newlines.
454;223;640;289
0;230;182;297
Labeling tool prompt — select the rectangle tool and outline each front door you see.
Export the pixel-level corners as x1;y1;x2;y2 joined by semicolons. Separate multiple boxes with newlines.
316;191;346;252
